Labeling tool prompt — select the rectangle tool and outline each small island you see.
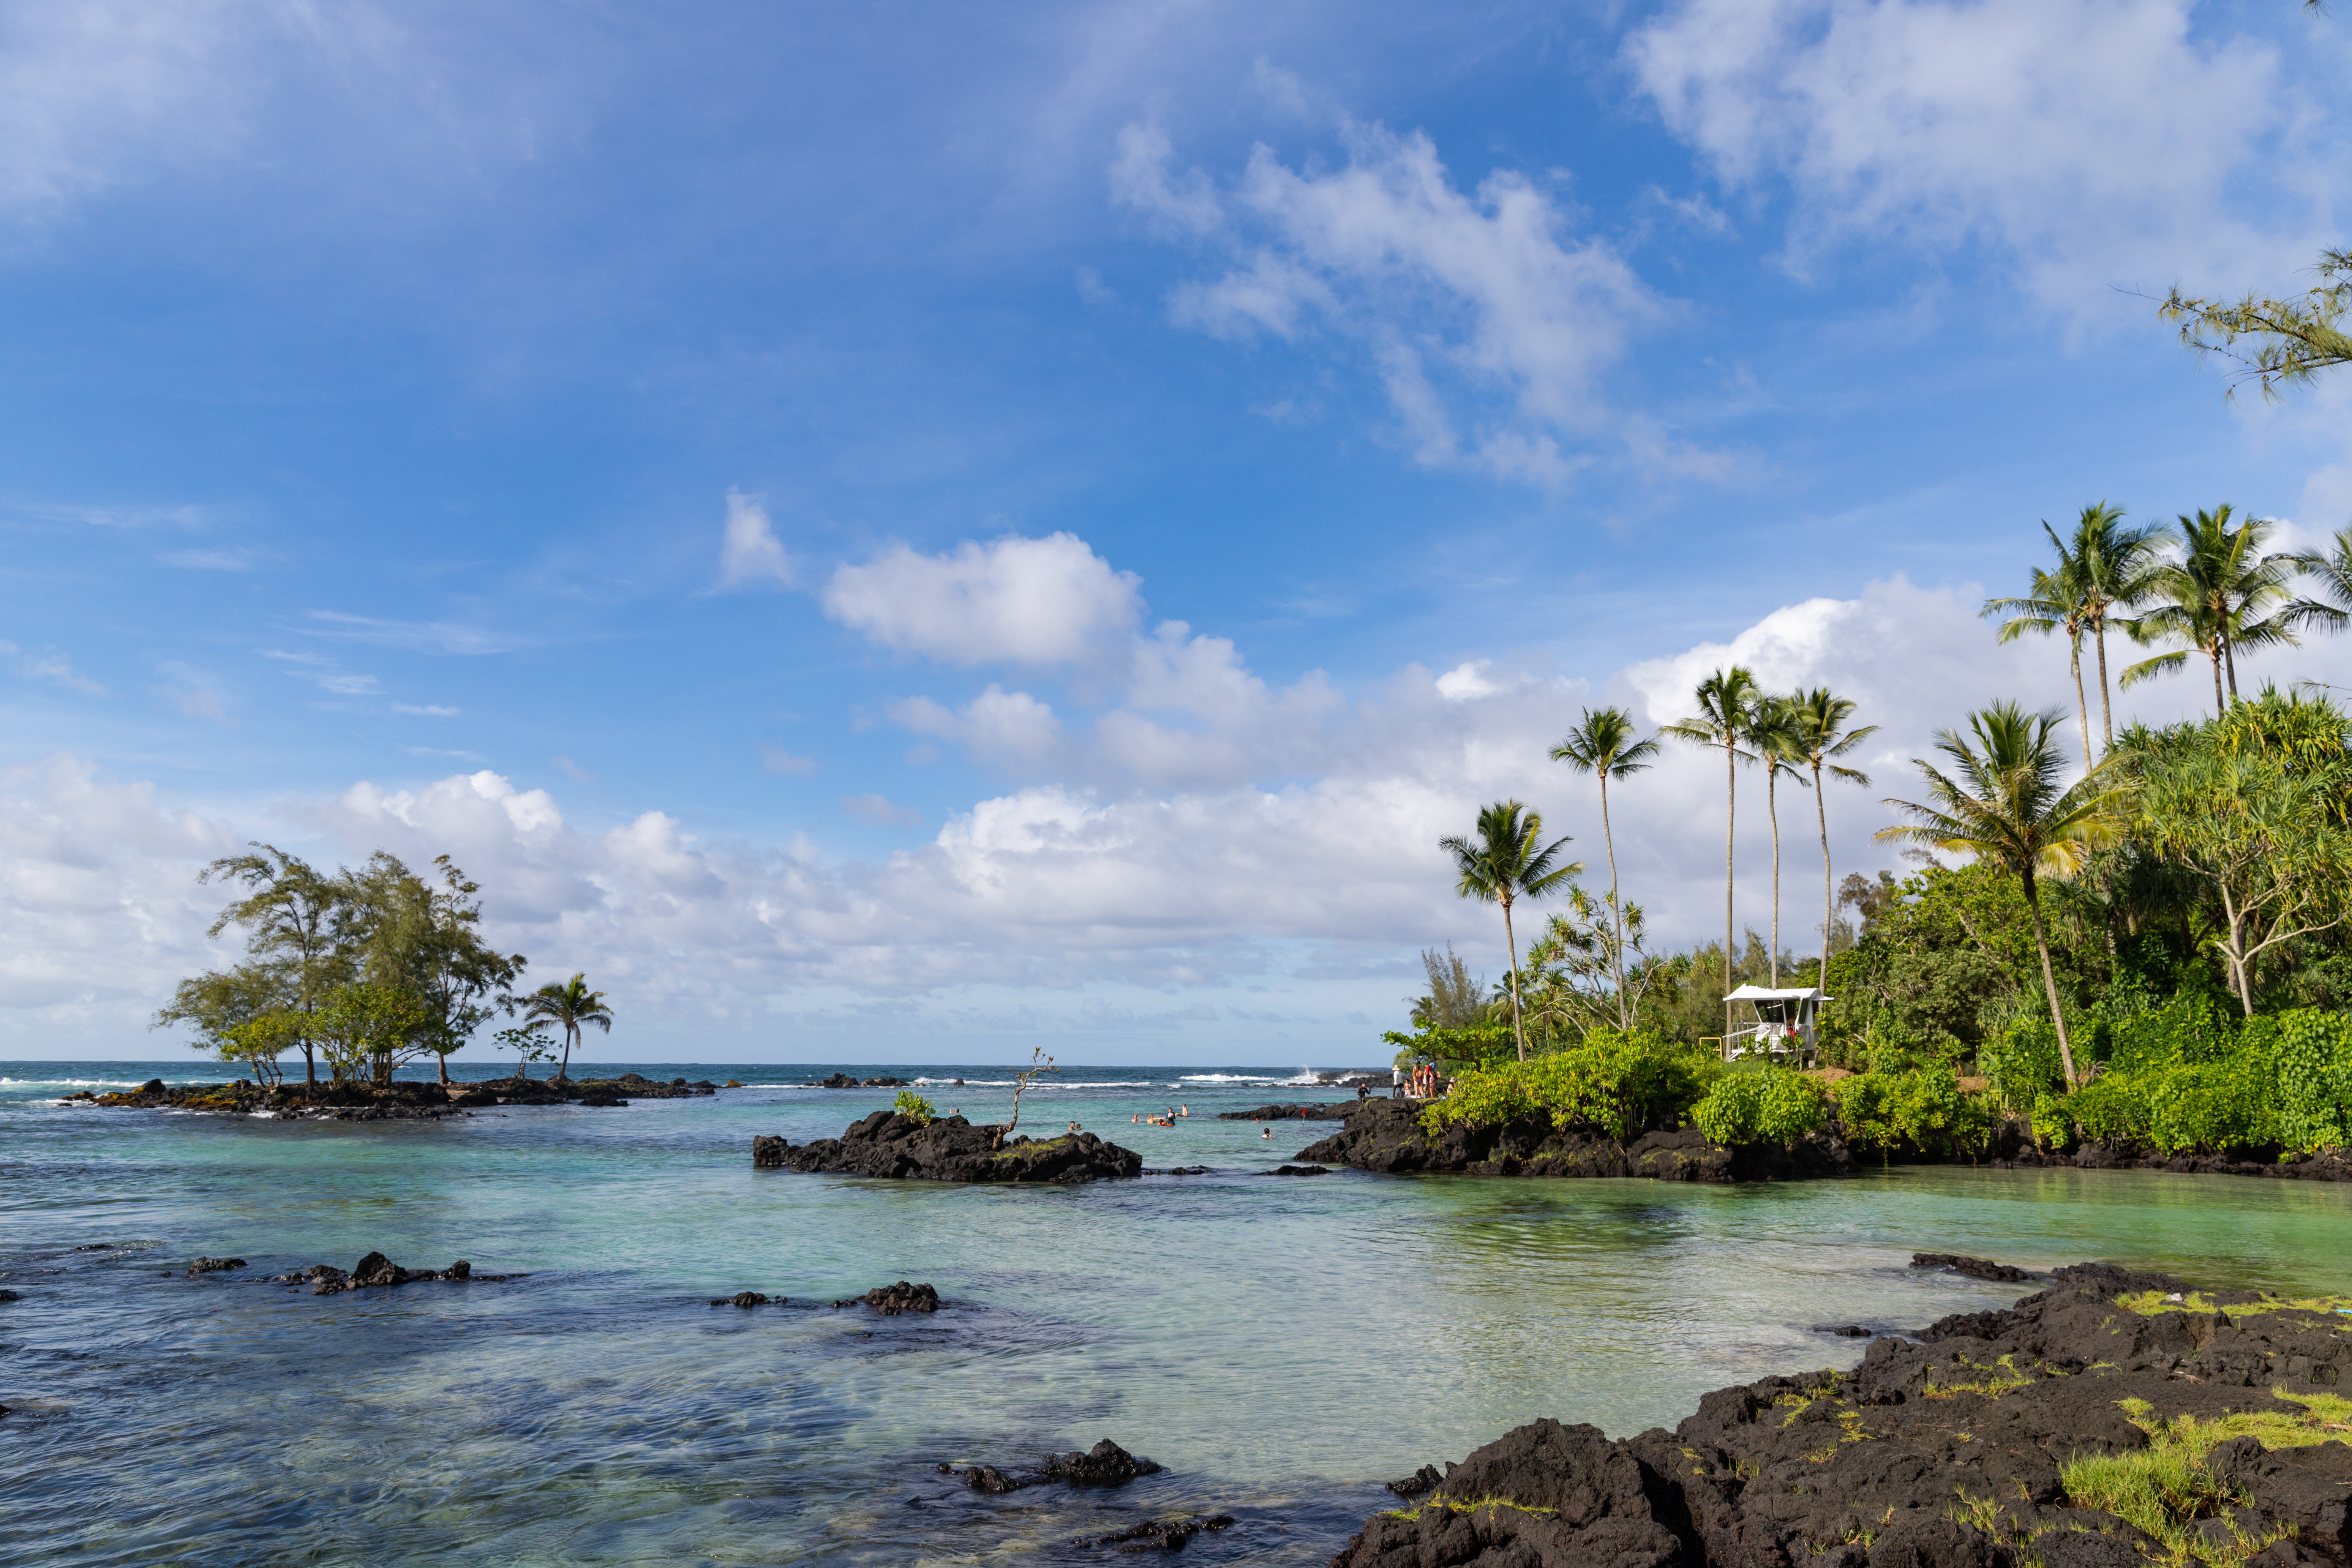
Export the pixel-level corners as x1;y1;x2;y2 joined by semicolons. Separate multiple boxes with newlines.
753;1108;1142;1184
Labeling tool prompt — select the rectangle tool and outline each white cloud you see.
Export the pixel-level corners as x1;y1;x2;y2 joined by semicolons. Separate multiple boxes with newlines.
3;643;109;696
156;660;230;723
825;532;1144;665
155;547;257;571
22;565;2342;1055
1120;117;1674;487
300;612;510;656
760;745;818;777
717;488;793;588
1625;0;2333;313
262;649;379;696
392;703;460;717
842;792;924;828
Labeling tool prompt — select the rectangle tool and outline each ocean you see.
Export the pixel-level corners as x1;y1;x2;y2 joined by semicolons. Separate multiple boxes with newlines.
5;1061;2350;1565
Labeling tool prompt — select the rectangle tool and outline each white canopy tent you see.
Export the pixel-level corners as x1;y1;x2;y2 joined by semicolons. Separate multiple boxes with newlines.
1721;985;1829;1065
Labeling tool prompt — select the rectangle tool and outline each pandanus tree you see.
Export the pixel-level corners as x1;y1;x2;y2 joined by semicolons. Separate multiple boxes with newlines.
1438;801;1581;1062
1548;706;1658;1028
1663;666;1761;1021
1785;688;1878;987
1877;702;2123;1092
520;973;614;1083
2123;507;2306;716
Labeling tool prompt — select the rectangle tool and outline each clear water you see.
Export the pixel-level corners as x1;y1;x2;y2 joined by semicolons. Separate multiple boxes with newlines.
5;1061;2350;1566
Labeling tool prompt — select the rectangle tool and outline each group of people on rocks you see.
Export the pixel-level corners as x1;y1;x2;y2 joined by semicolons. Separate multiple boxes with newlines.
1393;1063;1441;1099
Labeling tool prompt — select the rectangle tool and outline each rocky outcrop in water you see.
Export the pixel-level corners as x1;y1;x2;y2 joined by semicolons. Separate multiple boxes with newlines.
945;1439;1164;1495
1218;1102;1356;1121
1294;1099;1854;1182
71;1073;714;1120
1072;1513;1236;1551
185;1257;246;1275
805;1073;909;1087
849;1281;940;1314
1330;1262;2352;1568
757;1112;1142;1184
1913;1252;2033;1283
268;1251;520;1295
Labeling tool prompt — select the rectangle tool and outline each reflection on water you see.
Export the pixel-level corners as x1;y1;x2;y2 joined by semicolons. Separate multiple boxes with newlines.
3;1063;2350;1566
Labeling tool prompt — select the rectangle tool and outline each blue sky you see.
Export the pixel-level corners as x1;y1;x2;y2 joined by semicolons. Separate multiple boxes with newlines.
4;0;2349;1063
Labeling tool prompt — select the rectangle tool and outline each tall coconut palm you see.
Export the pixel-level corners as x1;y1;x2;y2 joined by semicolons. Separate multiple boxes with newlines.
1439;801;1582;1062
1786;688;1879;988
1548;707;1659;1027
1984;504;2166;770
1877;703;2123;1092
2124;507;2306;715
2285;524;2352;639
2073;504;2167;751
520;973;614;1083
1663;666;1761;1031
1746;694;1810;986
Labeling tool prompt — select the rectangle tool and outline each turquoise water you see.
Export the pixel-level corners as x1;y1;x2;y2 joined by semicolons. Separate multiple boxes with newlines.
6;1061;2351;1566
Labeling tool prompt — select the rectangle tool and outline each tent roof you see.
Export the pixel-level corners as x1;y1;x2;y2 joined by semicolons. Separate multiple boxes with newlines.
1725;985;1829;1001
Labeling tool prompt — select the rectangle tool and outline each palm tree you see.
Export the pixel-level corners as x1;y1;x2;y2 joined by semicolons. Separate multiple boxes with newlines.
1877;703;2123;1092
2124;506;2306;715
1745;694;1809;985
1786;688;1878;989
520;973;614;1083
1439;801;1582;1062
1984;504;2166;770
2073;504;2167;752
1663;666;1761;1030
2285;524;2352;640
1548;706;1659;1027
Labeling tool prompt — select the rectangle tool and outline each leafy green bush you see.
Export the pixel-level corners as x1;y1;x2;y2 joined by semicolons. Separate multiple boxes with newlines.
1831;1067;2001;1162
1692;1066;1827;1146
892;1090;937;1126
2033;1001;2352;1155
1422;1029;1715;1140
1384;1024;1518;1075
1979;1016;2065;1111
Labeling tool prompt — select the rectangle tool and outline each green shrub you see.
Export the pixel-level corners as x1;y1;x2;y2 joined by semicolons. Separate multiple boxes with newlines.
892;1090;937;1126
1831;1067;2002;1162
1979;1016;2065;1111
2275;1009;2352;1152
1422;1029;1715;1140
1692;1066;1827;1147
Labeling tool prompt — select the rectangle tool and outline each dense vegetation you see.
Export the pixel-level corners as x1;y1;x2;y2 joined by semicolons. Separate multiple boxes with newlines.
1402;501;2352;1162
156;845;610;1088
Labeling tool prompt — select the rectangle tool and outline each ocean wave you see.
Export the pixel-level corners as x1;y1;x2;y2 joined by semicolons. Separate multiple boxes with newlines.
1175;1074;1284;1083
0;1078;144;1088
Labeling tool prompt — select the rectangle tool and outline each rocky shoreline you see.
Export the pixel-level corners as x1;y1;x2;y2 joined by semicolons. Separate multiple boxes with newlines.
754;1110;1143;1184
1293;1097;2352;1186
68;1072;719;1120
1333;1260;2352;1567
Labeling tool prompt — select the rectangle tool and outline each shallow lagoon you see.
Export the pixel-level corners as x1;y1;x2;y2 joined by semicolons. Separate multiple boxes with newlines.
5;1062;2350;1566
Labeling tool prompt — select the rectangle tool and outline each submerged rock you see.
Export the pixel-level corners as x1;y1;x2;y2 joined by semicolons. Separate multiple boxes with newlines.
852;1281;940;1315
1070;1513;1235;1551
1912;1251;2032;1282
275;1251;510;1295
1270;1164;1332;1176
756;1112;1143;1185
1328;1260;2352;1567
185;1257;246;1275
712;1290;776;1308
945;1438;1163;1494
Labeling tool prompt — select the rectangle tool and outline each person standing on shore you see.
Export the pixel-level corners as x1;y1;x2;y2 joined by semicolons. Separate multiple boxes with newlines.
1391;1065;1404;1099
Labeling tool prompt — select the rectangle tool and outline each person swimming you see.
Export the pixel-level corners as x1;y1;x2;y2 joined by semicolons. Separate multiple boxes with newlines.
1262;1127;1272;1138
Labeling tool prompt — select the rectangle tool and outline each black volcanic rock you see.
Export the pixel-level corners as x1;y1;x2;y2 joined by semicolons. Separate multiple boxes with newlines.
1216;1101;1354;1121
1294;1097;1853;1183
757;1112;1142;1184
946;1438;1163;1495
1329;1263;2352;1568
1913;1252;2032;1282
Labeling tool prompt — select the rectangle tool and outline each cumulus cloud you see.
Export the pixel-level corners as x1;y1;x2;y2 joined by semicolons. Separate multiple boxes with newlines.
18;571;2338;1055
1625;0;2333;312
718;489;793;588
1118;117;1673;487
824;532;1144;665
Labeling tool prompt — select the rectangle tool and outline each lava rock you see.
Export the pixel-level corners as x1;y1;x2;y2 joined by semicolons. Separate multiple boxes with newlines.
857;1281;939;1315
712;1291;773;1308
810;1073;859;1088
758;1113;1143;1184
1911;1252;2031;1282
0;1289;20;1303
752;1135;787;1167
1270;1164;1331;1176
1817;1324;1873;1337
1152;1166;1211;1176
861;1076;910;1087
944;1438;1163;1495
1295;1097;1851;1183
185;1257;247;1275
1328;1262;2352;1568
1215;1102;1353;1120
300;1251;497;1295
1387;1464;1442;1497
1070;1514;1235;1551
